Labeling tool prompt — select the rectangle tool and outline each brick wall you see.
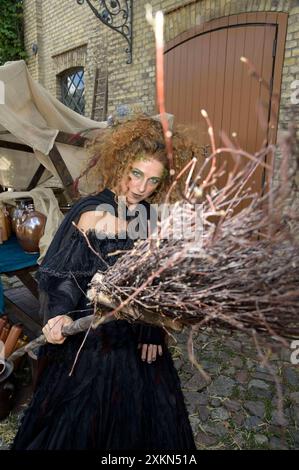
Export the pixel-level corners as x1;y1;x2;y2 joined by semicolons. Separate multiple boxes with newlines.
23;0;298;177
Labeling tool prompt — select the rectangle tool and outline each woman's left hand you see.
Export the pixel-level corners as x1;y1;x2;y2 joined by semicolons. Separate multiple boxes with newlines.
138;343;163;363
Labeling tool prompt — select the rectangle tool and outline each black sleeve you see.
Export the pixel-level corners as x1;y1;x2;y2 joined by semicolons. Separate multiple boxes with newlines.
47;277;84;322
37;230;106;325
134;322;166;345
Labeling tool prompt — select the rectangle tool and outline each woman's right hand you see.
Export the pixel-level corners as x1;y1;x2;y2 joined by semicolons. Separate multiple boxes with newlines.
42;315;73;344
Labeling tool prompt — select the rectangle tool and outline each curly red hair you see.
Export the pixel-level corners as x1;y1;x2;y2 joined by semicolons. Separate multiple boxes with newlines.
81;115;202;203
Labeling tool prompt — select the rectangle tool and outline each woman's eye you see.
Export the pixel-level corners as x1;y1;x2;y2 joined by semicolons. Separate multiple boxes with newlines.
131;170;141;178
150;178;160;185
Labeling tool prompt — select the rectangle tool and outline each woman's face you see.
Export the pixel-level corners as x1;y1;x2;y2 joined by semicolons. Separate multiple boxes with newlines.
120;156;165;204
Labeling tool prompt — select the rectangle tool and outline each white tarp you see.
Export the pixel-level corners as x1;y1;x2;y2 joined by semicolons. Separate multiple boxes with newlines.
0;60;107;193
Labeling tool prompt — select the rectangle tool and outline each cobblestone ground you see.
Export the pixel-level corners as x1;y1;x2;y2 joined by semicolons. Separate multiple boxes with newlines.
0;275;298;450
174;328;299;450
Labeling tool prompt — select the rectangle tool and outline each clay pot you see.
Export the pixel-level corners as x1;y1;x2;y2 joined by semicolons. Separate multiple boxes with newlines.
0;316;8;336
10;198;32;233
4;324;23;359
15;204;46;253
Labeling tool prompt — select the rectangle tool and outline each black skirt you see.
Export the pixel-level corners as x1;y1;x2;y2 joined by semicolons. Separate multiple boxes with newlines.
11;320;196;450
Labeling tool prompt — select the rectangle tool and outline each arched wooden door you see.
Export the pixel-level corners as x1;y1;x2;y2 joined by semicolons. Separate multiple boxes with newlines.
165;12;287;198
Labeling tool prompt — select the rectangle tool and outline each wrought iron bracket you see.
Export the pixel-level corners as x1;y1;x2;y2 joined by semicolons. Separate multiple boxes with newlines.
77;0;133;64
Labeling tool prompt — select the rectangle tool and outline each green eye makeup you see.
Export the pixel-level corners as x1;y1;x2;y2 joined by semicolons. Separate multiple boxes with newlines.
131;168;161;185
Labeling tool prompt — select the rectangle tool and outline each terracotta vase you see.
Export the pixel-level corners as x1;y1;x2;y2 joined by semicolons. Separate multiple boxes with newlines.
0;316;8;336
15;204;46;253
4;324;23;359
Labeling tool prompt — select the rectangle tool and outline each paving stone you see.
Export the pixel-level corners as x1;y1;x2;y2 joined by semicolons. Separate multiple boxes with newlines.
184;391;201;405
207;376;235;397
271;410;289;426
293;406;299;425
248;379;272;398
235;371;249;384
211;407;230;421
198;405;210;422
225;340;242;351
252;371;282;383
289;392;299;405
279;349;292;362
195;432;218;447
269;437;288;450
256;364;278;374
200;361;221;374
248;379;270;390
233;433;245;447
246;359;256;369
189;415;201;434
268;425;285;437
233;411;246;426
231;356;243;368
173;358;183;370
223;399;242;412
184;391;200;414
203;423;229;438
283;367;299;387
210;398;222;407
244;401;265;418
289;429;299;445
197;392;209;405
244;416;264;431
225;367;236;376
254;434;269;445
251;388;273;399
183;373;211;392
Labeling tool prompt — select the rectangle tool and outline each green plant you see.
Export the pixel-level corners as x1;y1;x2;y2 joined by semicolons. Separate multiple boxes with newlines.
0;0;27;65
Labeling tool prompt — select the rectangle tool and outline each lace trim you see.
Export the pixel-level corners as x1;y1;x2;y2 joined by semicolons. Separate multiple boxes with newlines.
73;227;131;241
38;266;101;278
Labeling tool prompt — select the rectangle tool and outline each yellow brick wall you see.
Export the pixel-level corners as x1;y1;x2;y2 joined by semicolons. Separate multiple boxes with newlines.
23;0;298;136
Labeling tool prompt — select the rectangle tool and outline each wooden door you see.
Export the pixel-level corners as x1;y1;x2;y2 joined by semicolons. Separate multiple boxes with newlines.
165;12;287;204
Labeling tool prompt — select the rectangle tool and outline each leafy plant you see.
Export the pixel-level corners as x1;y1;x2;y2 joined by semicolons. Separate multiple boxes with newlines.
0;0;27;65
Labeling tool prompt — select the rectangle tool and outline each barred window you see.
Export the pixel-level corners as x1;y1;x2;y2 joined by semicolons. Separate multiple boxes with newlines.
60;67;85;115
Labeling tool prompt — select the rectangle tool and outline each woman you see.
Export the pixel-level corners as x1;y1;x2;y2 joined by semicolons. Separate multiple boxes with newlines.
11;117;197;450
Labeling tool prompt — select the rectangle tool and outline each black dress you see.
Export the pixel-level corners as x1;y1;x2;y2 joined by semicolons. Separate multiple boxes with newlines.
11;189;196;451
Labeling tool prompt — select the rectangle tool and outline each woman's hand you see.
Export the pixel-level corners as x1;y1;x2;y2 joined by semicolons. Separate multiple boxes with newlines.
137;343;163;364
42;315;73;344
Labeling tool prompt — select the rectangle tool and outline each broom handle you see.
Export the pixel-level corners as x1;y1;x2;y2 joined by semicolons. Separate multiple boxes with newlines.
7;314;106;363
7;305;183;364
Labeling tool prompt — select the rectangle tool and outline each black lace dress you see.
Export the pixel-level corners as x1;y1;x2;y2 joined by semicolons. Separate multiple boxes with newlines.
11;191;196;451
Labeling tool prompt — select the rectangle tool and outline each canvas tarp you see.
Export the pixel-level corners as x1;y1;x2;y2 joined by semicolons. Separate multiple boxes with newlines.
0;60;107;193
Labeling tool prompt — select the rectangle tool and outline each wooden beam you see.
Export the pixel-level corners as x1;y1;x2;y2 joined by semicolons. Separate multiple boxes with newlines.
26;164;46;191
48;143;78;200
0;140;34;153
56;131;87;147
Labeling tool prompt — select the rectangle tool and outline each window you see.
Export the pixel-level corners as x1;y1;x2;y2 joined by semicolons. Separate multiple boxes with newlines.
60;67;85;115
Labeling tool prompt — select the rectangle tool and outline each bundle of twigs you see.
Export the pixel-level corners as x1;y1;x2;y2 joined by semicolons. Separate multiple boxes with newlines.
87;119;299;342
